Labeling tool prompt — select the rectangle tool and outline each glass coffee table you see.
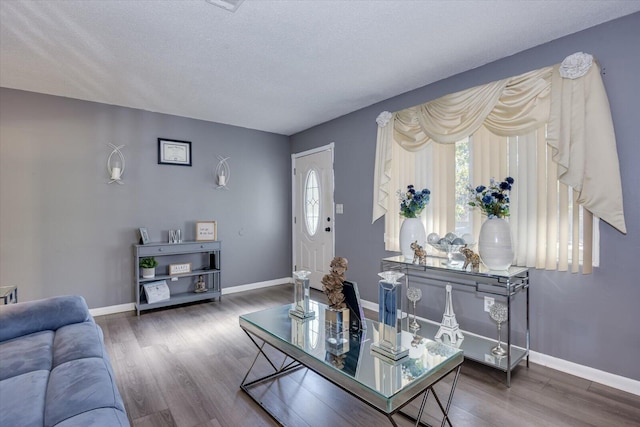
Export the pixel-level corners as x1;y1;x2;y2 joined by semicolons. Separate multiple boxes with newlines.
239;302;463;426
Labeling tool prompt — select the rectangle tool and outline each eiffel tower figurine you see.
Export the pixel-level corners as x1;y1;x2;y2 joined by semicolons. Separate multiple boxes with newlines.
435;284;464;344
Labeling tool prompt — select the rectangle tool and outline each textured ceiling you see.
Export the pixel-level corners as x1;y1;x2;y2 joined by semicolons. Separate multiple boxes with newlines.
1;1;639;136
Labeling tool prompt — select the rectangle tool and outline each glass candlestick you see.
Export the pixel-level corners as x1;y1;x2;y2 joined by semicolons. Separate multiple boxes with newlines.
489;302;508;357
290;270;315;319
371;271;409;361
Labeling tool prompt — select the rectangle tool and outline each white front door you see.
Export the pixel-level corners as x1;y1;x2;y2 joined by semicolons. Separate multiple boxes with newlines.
292;144;335;290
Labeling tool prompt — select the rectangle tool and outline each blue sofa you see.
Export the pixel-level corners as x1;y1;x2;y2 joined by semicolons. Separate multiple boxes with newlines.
0;295;130;426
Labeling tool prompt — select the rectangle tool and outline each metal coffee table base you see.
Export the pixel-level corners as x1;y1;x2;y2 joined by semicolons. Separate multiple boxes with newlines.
240;330;462;427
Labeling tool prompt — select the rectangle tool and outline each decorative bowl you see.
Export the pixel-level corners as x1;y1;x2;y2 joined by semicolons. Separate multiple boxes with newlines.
428;240;475;266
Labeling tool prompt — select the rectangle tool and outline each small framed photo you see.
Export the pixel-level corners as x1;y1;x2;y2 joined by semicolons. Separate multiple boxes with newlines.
169;262;192;275
158;138;192;166
139;227;150;245
196;221;217;241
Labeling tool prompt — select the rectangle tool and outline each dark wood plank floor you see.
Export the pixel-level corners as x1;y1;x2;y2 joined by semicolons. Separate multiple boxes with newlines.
96;284;640;427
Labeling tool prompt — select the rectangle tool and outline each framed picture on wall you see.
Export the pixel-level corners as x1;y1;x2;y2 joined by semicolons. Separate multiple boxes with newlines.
158;138;192;166
196;221;217;241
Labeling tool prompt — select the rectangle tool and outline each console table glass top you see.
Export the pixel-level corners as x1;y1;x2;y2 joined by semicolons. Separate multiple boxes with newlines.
240;301;463;420
383;255;528;278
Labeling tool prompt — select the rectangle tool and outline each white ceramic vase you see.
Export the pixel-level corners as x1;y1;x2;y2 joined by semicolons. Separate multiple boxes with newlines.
478;217;514;271
399;217;426;260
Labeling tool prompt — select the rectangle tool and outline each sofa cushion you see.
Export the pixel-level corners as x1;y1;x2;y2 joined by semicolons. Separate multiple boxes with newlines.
0;370;49;427
0;330;53;381
0;295;90;342
52;322;105;368
45;357;126;427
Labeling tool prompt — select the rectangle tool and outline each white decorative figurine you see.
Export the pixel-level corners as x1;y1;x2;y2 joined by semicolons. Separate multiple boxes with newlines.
435;284;464;344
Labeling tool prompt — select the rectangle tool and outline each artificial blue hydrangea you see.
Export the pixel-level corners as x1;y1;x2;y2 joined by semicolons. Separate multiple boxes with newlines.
398;185;431;218
468;177;514;218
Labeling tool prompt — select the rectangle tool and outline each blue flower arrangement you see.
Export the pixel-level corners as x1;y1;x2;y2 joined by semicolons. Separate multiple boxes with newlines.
468;177;514;218
398;185;431;218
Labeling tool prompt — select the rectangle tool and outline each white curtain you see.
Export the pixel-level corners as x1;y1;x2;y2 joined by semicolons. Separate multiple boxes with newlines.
373;53;622;273
373;53;626;236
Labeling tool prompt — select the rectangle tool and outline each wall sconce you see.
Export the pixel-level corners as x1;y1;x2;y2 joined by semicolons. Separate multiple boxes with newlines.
107;143;125;185
215;155;230;189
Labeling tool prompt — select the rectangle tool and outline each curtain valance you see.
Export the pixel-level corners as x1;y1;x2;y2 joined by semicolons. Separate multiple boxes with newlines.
373;53;626;234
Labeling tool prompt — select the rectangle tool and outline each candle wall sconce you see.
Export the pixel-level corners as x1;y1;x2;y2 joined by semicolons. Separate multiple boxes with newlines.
107;143;125;184
215;155;230;189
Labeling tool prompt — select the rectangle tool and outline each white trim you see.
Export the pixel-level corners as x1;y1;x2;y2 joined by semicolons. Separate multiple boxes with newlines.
221;277;292;295
292;142;335;159
89;278;293;317
89;289;639;396
360;298;639;396
89;303;136;317
529;350;640;396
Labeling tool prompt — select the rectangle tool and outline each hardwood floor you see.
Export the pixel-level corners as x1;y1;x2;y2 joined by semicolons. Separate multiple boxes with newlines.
96;285;640;427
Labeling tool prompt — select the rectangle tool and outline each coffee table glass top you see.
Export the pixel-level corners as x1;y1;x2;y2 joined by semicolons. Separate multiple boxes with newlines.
240;301;463;404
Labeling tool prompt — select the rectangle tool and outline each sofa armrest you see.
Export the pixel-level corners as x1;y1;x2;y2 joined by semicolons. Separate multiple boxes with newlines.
0;295;91;342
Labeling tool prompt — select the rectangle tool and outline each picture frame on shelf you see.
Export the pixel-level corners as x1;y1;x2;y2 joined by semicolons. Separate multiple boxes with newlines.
343;281;365;331
196;221;217;241
158;138;192;166
139;227;150;245
169;262;192;275
142;280;170;304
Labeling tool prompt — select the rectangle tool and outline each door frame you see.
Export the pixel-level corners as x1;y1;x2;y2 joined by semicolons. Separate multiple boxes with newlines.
291;142;335;277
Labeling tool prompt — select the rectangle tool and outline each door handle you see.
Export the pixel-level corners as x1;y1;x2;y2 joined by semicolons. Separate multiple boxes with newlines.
325;227;331;232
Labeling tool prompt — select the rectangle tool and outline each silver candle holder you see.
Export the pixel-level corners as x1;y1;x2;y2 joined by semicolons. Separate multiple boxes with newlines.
407;287;422;332
489;302;508;357
371;271;409;361
289;270;315;319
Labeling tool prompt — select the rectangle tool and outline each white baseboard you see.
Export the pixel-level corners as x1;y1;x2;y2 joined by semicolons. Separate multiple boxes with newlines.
89;303;136;317
221;277;292;295
360;298;639;396
90;287;638;396
529;351;640;396
89;278;293;317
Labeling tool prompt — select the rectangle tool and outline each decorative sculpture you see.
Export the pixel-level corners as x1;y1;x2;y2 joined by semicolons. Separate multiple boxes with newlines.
460;247;480;272
321;257;348;310
194;275;207;293
435;284;464;344
410;241;427;265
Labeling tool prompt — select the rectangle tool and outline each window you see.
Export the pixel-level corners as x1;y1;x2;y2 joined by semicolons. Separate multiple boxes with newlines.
449;127;599;270
382;125;597;272
304;169;320;236
374;55;623;273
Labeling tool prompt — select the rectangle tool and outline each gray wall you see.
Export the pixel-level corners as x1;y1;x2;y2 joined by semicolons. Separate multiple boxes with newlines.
0;89;292;308
291;13;640;381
